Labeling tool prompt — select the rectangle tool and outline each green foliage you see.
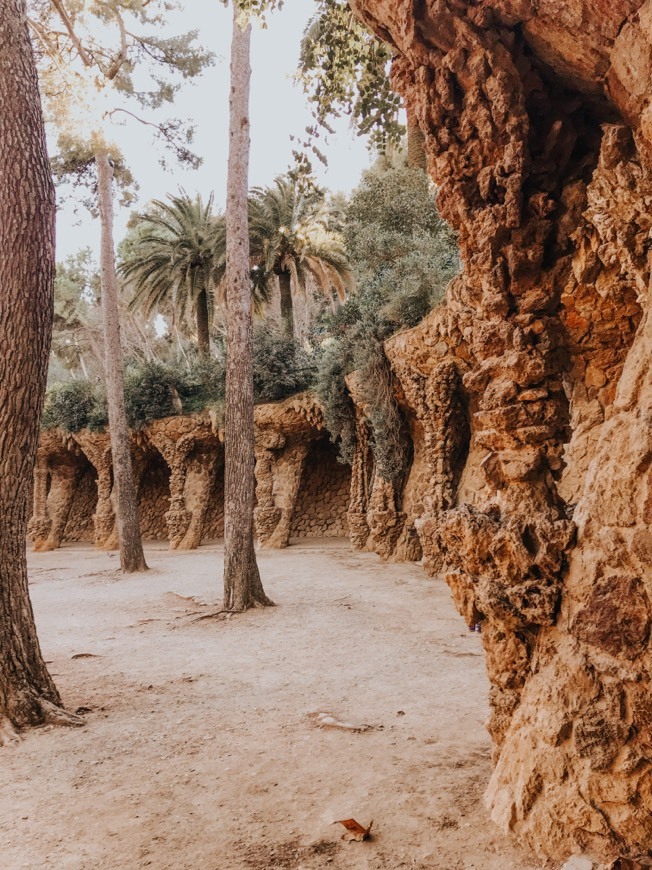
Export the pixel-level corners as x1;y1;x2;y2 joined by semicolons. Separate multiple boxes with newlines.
50;248;100;379
119;192;225;343
51;134;138;213
42;380;108;432
123;361;182;430
312;340;357;462
294;0;403;174
248;175;353;319
314;162;459;480
35;0;213;205
177;356;227;413
44;330;315;433
252;330;316;403
226;0;284;19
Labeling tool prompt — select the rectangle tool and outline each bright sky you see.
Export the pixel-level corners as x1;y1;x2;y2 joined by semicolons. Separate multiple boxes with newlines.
52;0;375;261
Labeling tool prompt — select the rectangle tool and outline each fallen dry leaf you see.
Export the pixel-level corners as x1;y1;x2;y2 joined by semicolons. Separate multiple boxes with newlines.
333;819;373;842
71;653;102;660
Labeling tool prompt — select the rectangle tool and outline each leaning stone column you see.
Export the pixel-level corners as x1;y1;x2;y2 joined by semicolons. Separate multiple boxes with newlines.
347;412;373;550
74;431;116;548
178;447;220;550
29;455;51;547
261;440;310;549
364;475;406;560
254;431;284;546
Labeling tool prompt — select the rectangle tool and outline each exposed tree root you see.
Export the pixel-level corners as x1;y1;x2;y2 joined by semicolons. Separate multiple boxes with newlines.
0;698;85;748
38;698;85;729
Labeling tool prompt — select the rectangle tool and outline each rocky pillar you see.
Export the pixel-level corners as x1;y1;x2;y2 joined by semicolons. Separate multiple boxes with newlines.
37;464;79;551
253;430;284;546
29;456;51;547
261;441;310;549
177;448;220;550
149;432;194;550
347;412;373;550
389;352;470;571
74;431;116;549
364;476;406;560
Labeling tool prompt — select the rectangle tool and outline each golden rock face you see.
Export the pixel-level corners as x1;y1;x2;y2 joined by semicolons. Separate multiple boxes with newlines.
349;0;652;862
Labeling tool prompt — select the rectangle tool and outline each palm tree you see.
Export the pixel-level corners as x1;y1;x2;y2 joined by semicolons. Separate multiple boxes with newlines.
248;177;354;338
119;192;226;358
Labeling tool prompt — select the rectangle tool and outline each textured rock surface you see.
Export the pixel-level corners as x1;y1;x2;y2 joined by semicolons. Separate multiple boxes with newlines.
32;394;350;551
349;0;652;862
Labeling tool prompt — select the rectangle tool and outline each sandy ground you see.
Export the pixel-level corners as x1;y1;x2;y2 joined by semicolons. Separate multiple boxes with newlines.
0;540;546;870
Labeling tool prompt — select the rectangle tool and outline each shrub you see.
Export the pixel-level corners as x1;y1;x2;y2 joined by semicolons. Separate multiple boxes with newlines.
253;329;317;404
42;380;108;432
177;355;226;413
123;361;182;430
44;332;316;434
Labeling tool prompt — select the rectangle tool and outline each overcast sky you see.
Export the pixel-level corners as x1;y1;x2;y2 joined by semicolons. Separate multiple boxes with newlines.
52;0;375;261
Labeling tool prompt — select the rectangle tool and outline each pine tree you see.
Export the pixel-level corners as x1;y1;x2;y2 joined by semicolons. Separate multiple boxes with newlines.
35;0;213;572
0;0;82;741
222;1;274;610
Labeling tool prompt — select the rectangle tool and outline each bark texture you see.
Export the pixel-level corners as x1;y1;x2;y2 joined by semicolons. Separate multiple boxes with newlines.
95;151;147;573
349;0;652;863
223;3;273;611
0;0;76;741
196;288;210;358
277;270;294;338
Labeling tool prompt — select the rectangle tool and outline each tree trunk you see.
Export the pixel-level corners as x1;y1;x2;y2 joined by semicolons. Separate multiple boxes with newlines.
277;270;294;339
95;149;148;573
0;0;81;742
223;2;273;611
406;109;427;171
196;287;211;357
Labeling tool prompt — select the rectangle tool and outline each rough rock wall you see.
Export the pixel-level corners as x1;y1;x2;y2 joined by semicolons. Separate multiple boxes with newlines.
290;440;351;538
202;463;225;540
254;395;344;547
350;0;652;863
137;451;170;541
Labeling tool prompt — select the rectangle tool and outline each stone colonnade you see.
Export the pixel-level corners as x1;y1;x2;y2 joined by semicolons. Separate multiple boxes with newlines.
30;394;350;552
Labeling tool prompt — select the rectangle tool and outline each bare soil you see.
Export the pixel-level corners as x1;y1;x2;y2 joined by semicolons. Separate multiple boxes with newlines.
1;540;545;869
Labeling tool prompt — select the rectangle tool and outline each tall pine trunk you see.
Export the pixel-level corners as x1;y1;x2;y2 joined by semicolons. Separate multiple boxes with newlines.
95;149;148;573
196;287;211;357
0;0;81;742
277;270;294;339
223;3;273;611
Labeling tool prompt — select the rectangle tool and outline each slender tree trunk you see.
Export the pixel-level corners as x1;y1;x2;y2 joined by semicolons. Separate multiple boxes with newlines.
0;0;81;742
196;287;211;357
406;109;427;171
223;2;273;611
95;149;148;573
277;270;294;339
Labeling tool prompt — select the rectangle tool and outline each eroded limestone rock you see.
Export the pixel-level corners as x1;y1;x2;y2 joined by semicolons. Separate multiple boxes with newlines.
349;0;652;861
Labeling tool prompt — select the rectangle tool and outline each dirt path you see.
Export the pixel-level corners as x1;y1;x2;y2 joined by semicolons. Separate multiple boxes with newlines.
1;541;545;869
